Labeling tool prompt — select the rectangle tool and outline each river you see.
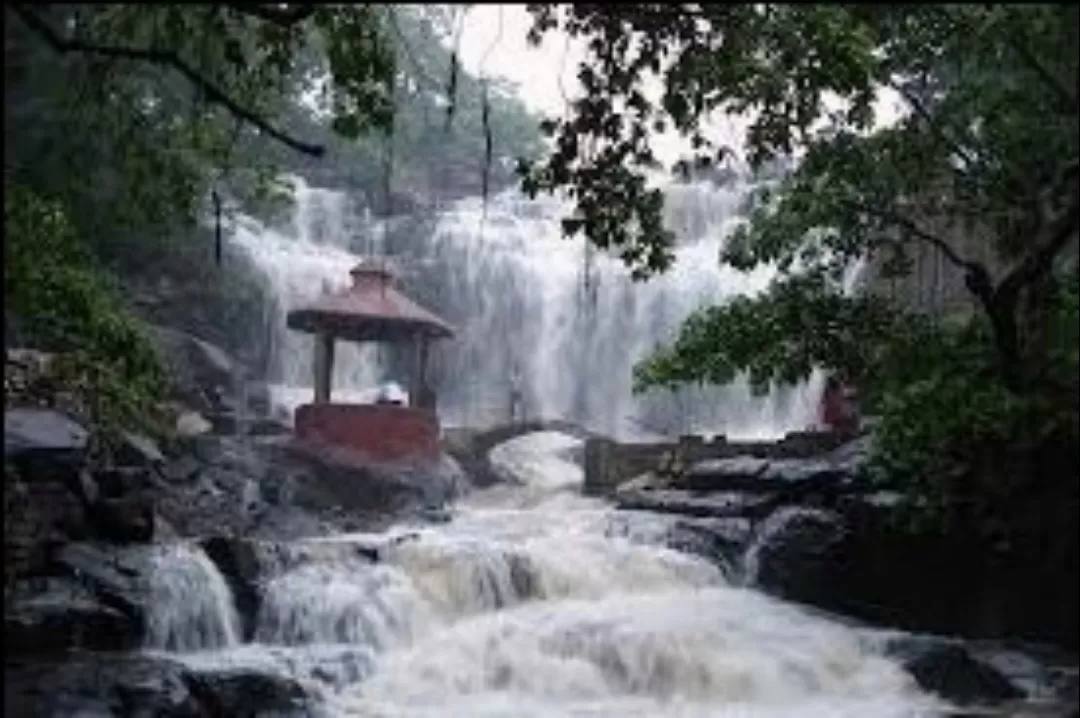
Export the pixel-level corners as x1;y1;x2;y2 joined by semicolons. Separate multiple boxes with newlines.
147;430;943;717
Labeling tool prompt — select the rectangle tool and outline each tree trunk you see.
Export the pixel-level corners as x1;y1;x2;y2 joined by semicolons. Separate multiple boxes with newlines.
985;295;1024;393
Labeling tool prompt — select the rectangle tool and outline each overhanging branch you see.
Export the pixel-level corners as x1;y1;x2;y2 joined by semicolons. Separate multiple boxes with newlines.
12;4;325;157
889;79;981;172
879;208;981;273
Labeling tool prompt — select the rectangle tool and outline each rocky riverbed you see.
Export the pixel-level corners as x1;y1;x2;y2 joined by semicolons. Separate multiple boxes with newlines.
4;335;1078;718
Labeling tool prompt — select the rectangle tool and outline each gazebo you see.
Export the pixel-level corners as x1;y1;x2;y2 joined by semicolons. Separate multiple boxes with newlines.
285;257;454;463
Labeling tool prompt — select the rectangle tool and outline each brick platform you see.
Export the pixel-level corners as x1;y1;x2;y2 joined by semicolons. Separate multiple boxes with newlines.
294;403;440;464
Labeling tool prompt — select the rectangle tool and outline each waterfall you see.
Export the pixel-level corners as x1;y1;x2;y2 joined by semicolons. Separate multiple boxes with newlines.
229;176;824;439
144;543;242;653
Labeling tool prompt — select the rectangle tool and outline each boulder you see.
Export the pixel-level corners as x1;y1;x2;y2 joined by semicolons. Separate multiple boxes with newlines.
90;494;158;543
4;407;89;466
115;430;166;467
3;654;200;718
744;507;849;606
886;637;1025;705
615;485;772;519
95;466;155;499
248;416;293;437
663;517;754;570
51;542;151;626
148;325;249;416
201;536;264;642
672;456;771;492
183;668;317;717
176;411;213;438
4;577;141;655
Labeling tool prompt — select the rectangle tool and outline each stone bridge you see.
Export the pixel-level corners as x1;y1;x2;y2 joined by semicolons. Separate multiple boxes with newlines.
441;419;598;488
440;420;844;494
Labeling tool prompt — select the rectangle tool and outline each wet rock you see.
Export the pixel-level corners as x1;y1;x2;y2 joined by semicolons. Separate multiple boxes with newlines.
757;457;843;484
206;411;243;435
115;430;166;467
4;407;89;465
4;654;200;718
664;517;754;570
887;638;1025;705
824;432;874;475
4;577;141;654
673;456;770;491
184;668;317;717
615;486;772;519
244;381;273;418
201;536;263;642
90;494;157;543
745;507;848;606
176;411;213;438
149;325;246;414
95;466;153;498
248;416;292;437
51;542;150;626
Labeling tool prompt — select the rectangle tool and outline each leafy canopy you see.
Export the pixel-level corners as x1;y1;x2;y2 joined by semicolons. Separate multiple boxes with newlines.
523;4;1078;393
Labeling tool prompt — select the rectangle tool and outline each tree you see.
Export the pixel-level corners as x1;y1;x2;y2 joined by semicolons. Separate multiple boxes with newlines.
521;4;1078;396
521;5;1078;543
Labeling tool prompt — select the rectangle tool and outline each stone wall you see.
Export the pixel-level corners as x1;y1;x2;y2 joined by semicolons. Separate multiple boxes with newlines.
583;431;846;496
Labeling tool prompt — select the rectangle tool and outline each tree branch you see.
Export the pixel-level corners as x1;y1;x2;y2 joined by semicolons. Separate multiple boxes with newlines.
997;191;1080;302
881;209;982;274
12;4;325;157
225;4;317;27
889;78;981;172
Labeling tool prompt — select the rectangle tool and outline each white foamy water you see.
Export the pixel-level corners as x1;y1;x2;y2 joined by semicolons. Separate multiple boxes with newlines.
331;432;938;716
145;543;242;652
150;432;942;717
228;176;826;439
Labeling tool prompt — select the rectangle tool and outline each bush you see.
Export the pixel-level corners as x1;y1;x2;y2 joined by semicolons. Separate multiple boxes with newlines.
4;185;167;439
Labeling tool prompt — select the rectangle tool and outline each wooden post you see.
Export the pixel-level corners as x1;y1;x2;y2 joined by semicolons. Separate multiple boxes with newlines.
313;332;335;404
411;335;430;408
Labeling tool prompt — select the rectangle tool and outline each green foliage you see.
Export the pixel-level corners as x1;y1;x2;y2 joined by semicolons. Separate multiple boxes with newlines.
259;6;544;205
4;186;167;438
634;272;917;396
523;5;1077;278
866;276;1078;544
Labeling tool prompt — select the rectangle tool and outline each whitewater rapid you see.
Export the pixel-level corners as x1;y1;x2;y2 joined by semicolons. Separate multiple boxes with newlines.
149;432;942;717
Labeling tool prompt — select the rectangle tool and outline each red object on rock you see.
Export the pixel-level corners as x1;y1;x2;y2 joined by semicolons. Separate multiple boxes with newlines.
820;376;859;436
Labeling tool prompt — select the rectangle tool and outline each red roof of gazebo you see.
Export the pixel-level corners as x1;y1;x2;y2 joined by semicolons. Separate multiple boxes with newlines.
286;258;454;343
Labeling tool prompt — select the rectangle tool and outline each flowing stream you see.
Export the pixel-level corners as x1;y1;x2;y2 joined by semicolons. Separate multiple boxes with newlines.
163;178;967;715
148;431;943;717
228;177;825;440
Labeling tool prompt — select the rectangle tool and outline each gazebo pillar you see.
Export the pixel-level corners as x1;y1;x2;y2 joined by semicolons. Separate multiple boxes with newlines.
410;336;430;409
313;331;336;404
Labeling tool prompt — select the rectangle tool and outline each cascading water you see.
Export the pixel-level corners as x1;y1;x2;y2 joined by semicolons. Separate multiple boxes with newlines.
150;431;943;717
144;543;242;653
228;176;825;439
229;179;384;416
